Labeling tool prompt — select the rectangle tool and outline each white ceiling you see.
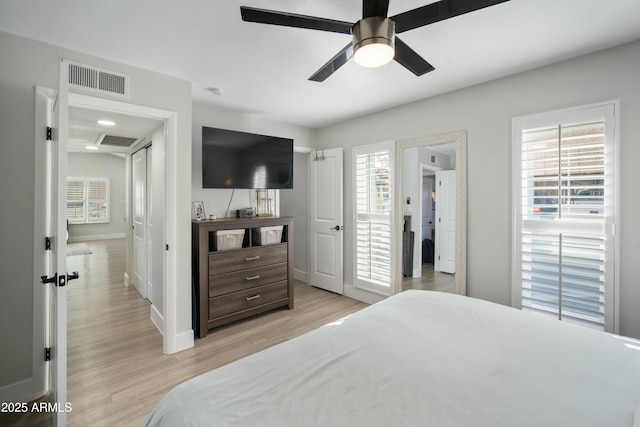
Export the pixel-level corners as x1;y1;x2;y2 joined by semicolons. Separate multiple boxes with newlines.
68;107;161;153
2;0;640;132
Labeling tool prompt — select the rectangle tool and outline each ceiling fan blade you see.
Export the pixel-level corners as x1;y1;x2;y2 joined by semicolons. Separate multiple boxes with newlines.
394;37;435;76
391;0;510;34
240;6;353;34
363;0;390;18
308;43;354;82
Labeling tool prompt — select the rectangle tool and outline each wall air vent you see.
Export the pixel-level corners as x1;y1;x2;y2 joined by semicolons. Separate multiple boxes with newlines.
67;61;129;98
97;134;139;147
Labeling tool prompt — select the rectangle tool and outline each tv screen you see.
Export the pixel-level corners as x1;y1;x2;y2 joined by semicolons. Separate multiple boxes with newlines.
202;127;294;189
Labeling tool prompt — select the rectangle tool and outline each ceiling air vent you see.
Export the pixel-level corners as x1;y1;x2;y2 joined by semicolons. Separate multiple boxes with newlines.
97;134;139;148
67;61;129;98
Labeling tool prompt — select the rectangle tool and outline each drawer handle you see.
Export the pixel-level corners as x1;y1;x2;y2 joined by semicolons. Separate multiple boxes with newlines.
246;294;261;301
245;275;261;281
245;256;261;261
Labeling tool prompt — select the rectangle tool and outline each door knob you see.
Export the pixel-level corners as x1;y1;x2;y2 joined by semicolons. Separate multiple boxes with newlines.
330;225;343;231
67;272;80;281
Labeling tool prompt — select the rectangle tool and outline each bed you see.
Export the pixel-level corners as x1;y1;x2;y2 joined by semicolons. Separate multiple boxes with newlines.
143;290;640;426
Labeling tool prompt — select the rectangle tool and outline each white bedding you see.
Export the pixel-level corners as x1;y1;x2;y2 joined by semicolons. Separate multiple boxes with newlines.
143;290;640;426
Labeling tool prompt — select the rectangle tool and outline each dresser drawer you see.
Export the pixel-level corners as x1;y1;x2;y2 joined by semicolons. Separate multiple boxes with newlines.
208;244;287;275
209;281;288;320
209;263;287;297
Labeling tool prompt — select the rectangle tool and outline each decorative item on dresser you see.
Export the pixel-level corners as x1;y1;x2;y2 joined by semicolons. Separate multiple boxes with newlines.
192;216;294;338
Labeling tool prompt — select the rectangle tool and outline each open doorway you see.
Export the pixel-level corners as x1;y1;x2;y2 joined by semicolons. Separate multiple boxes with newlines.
64;103;166;416
66;105;161;299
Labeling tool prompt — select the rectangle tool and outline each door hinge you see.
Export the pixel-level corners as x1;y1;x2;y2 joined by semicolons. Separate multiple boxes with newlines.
45;347;51;362
45;236;52;250
46;127;53;141
166;244;169;251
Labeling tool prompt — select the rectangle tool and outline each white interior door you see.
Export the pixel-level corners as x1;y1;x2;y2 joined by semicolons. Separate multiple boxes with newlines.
309;148;344;294
45;61;70;427
145;146;153;303
435;170;456;273
132;149;147;299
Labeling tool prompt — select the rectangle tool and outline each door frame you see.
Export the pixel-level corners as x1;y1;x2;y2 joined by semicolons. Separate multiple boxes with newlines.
34;82;69;425
65;92;186;353
33;86;56;401
394;130;467;296
33;85;191;399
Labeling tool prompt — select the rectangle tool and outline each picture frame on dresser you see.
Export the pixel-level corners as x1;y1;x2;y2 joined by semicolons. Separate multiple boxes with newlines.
192;201;206;221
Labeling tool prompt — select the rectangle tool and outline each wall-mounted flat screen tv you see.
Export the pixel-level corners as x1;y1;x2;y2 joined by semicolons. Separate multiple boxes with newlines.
202;127;294;189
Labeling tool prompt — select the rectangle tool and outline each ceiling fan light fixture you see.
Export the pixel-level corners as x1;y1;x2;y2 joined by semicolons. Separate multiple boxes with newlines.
353;17;395;68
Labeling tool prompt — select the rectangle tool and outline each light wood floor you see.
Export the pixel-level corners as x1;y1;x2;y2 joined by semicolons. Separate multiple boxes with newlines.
401;263;456;293
11;239;369;427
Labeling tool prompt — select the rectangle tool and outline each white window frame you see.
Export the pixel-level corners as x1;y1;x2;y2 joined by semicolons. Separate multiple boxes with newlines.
352;141;396;296
512;101;619;333
67;177;110;224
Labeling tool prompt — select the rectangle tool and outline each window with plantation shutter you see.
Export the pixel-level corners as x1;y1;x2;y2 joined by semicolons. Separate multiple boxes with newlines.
353;142;395;295
67;177;110;224
512;103;617;332
67;178;86;222
87;178;109;222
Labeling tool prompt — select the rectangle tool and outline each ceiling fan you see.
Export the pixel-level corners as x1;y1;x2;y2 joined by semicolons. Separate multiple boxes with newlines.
240;0;510;82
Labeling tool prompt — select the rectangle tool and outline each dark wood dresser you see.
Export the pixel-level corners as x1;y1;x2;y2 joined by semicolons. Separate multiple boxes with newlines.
192;217;294;338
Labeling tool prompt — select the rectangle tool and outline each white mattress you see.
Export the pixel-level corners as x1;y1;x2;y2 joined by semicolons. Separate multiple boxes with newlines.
143;290;640;426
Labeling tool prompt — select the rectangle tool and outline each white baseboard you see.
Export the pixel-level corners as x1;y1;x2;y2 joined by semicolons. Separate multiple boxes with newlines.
150;304;164;336
174;330;195;353
343;284;387;305
293;269;308;283
0;378;33;403
68;233;126;243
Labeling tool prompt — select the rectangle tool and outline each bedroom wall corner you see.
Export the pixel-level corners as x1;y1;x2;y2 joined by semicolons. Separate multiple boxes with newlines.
316;40;640;339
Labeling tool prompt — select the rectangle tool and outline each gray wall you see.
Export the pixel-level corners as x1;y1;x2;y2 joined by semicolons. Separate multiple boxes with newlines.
67;152;126;240
0;31;192;401
191;101;316;219
280;152;310;281
190;103;314;281
317;40;640;339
